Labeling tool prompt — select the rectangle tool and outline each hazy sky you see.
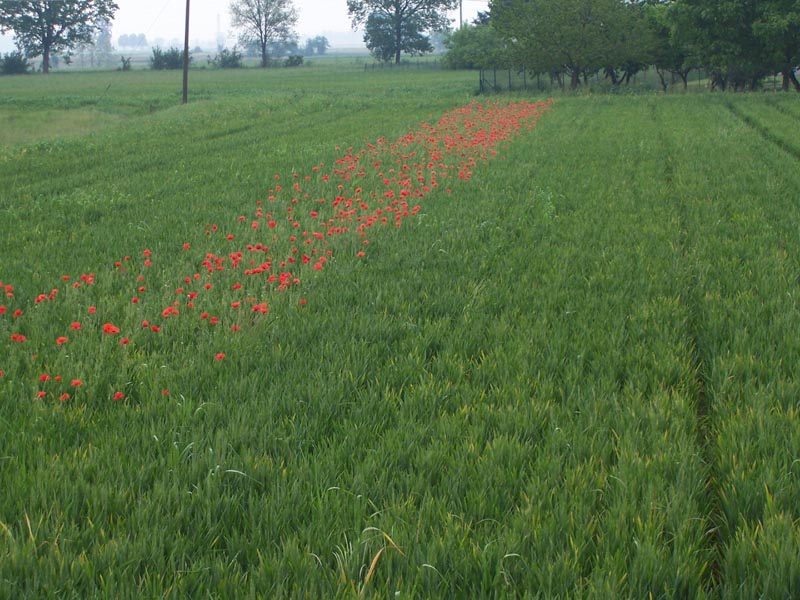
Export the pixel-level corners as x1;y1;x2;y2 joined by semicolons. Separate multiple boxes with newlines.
0;0;489;52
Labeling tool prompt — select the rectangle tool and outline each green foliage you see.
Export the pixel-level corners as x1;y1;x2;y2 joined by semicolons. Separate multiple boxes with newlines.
657;0;800;91
363;12;433;62
0;51;32;75
491;0;653;88
283;54;303;67
303;35;330;56
0;0;118;73
210;47;244;69
347;0;458;64
149;46;189;71
443;24;509;69
229;0;299;68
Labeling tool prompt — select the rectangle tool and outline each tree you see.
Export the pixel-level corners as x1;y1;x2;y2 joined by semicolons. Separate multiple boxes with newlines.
303;35;329;56
752;0;800;91
675;0;771;91
230;0;298;68
443;23;508;69
0;0;118;73
119;33;148;48
490;0;651;89
347;0;458;65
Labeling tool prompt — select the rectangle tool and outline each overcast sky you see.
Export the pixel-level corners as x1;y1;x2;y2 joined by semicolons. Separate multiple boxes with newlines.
0;0;489;52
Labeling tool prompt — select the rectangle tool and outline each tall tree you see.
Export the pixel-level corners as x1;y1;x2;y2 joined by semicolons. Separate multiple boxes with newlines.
490;0;637;88
229;0;298;68
347;0;458;64
675;0;770;91
0;0;118;73
752;0;800;91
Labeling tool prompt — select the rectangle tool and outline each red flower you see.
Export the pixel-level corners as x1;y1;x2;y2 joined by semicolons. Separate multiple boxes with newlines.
102;323;120;335
215;353;225;361
70;322;82;330
162;389;170;396
88;306;97;314
37;391;46;399
56;336;68;345
71;379;83;387
59;393;70;401
113;391;125;401
10;333;26;343
141;320;149;328
12;309;23;318
39;374;50;382
120;338;130;345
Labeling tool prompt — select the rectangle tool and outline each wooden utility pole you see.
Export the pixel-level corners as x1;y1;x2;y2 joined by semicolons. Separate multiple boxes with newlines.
182;0;190;104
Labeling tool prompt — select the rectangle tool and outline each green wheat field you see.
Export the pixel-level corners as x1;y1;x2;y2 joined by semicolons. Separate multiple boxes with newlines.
1;65;799;598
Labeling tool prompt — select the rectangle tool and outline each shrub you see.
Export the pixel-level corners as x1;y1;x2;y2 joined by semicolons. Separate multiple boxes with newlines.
120;56;132;71
0;51;32;75
209;47;243;69
150;46;189;70
284;55;304;68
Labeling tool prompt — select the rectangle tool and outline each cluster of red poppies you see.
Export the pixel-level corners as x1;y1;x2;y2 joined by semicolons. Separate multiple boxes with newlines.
0;100;553;401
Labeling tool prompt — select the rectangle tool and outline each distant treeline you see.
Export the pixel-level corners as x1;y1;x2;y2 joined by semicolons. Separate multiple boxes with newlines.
445;0;800;92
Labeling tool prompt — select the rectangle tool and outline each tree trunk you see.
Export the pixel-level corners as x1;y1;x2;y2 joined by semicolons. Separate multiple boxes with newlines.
394;19;402;64
570;68;580;89
679;70;689;90
790;69;800;92
261;42;268;68
656;67;668;93
43;45;51;74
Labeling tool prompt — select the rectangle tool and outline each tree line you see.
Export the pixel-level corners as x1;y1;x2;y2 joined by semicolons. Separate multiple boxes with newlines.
3;0;796;89
447;0;800;92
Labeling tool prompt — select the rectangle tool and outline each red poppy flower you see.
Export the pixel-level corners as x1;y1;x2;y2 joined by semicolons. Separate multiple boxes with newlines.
215;353;225;361
71;379;83;387
102;323;120;335
56;337;68;346
70;322;82;330
113;391;125;401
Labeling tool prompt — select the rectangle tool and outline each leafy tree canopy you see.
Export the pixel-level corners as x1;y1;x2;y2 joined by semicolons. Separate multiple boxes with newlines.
347;0;458;64
0;0;118;73
230;0;298;68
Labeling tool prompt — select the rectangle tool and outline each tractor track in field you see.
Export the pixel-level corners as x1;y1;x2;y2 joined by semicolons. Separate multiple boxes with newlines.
725;100;800;162
651;99;724;594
